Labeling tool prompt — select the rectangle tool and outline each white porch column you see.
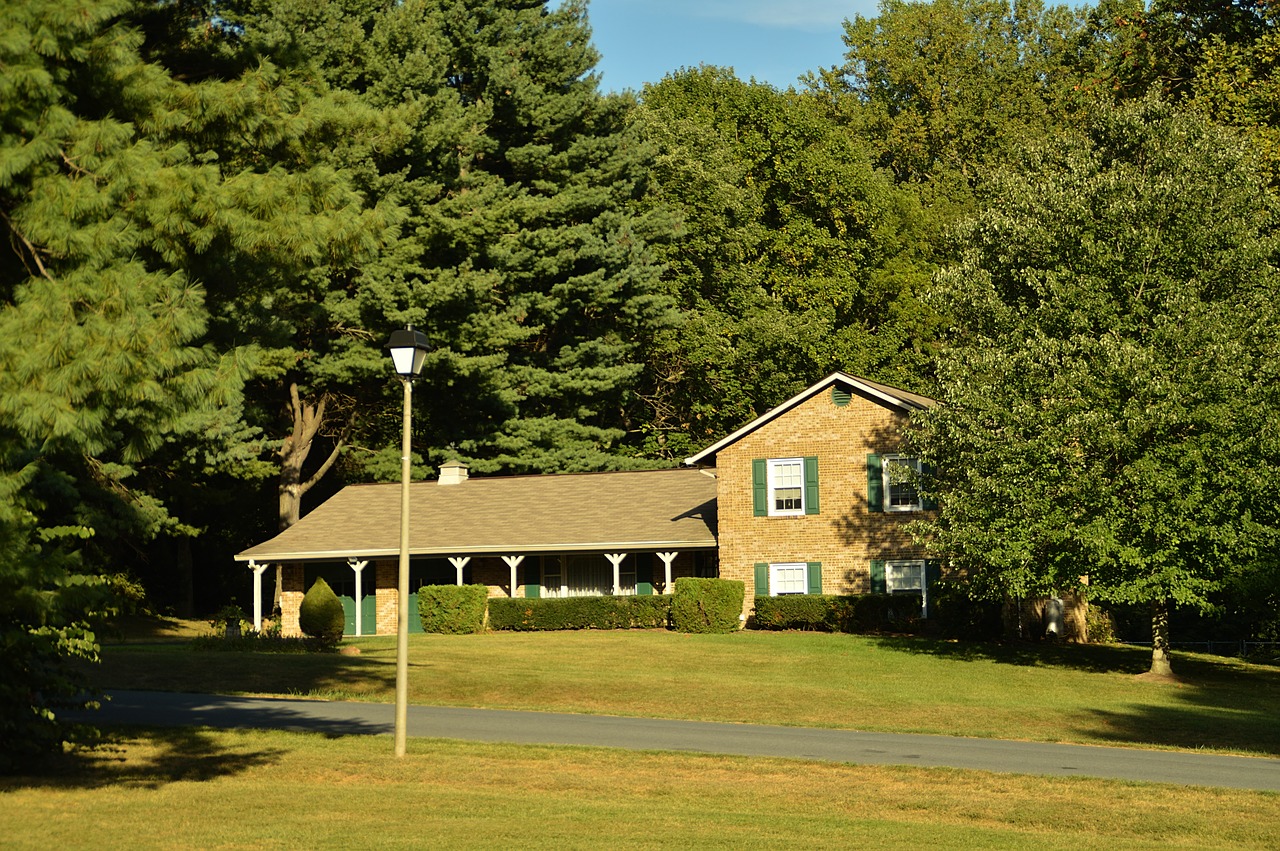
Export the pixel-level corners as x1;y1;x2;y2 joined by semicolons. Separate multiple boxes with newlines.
248;560;269;631
657;552;678;594
502;555;525;597
605;553;627;596
348;559;369;636
448;556;471;586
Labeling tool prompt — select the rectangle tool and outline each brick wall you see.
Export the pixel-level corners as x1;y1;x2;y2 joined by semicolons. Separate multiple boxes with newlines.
375;560;397;635
280;564;304;637
717;387;929;616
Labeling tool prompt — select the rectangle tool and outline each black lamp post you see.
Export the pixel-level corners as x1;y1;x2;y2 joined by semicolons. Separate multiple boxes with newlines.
387;324;429;757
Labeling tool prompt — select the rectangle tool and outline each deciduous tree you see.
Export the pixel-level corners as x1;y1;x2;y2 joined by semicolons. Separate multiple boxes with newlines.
912;97;1280;676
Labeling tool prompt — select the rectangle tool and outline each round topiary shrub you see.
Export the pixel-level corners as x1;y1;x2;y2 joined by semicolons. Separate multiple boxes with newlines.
299;578;345;643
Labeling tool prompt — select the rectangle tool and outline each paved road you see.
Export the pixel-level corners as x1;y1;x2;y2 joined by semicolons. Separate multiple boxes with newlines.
87;690;1280;791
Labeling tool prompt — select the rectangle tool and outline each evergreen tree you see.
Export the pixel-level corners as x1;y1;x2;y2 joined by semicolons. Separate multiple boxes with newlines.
0;0;385;753
226;0;678;481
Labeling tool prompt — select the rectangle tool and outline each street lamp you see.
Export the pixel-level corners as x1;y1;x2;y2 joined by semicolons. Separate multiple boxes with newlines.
387;324;429;757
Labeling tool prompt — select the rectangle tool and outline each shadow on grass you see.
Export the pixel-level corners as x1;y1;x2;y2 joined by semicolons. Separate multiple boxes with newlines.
867;635;1153;674
871;636;1280;755
91;644;399;701
4;727;286;791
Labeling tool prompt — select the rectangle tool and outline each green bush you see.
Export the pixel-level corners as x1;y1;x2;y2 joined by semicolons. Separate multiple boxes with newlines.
671;577;744;634
929;583;1003;641
750;593;924;634
488;595;671;631
752;594;842;631
1085;602;1117;644
418;584;489;634
298;578;345;643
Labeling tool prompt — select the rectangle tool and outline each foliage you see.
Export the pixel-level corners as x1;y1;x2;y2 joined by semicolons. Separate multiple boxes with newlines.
417;585;488;635
635;67;938;455
487;596;671;631
911;95;1280;675
825;0;1088;195
751;594;925;634
670;577;743;634
298;579;345;643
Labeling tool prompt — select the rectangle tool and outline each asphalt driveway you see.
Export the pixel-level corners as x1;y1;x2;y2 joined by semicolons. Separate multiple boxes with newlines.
82;690;1280;791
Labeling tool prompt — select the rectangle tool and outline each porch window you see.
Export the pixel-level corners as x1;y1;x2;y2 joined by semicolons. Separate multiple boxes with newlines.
540;554;636;597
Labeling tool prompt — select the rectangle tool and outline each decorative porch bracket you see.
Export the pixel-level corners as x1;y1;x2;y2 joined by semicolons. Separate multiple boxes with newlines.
657;552;678;594
448;556;471;586
605;553;627;596
248;560;270;631
501;555;525;597
348;559;369;636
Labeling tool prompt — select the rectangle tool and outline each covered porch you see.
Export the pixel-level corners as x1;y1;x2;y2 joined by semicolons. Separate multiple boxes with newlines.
235;466;719;636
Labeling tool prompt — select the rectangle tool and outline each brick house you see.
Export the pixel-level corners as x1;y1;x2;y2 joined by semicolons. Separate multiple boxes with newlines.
683;371;938;618
235;371;936;634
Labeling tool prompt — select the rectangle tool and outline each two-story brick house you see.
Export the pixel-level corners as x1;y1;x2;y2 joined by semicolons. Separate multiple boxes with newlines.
235;371;937;633
683;371;937;617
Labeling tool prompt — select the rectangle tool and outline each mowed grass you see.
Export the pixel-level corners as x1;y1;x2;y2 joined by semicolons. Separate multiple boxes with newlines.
4;728;1279;850
94;629;1280;755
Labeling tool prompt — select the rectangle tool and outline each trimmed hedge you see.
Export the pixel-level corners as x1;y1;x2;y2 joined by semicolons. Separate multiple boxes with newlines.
418;584;489;634
671;577;744;634
751;593;924;634
299;578;345;643
488;595;671;631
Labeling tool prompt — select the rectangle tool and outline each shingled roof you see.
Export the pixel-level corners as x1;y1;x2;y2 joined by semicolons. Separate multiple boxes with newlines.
235;467;718;563
683;371;936;467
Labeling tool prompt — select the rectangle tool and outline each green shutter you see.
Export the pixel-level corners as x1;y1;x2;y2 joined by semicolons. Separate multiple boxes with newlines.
806;562;822;595
867;454;883;511
924;560;940;618
870;560;886;594
754;562;769;597
921;462;938;511
832;386;851;407
752;458;768;516
636;552;654;596
803;456;820;515
523;561;540;598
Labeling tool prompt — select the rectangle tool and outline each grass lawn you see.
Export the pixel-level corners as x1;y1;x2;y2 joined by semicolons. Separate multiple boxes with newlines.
93;628;1280;755
4;728;1279;850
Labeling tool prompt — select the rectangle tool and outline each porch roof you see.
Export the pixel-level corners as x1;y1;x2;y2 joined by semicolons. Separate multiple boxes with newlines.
235;467;718;563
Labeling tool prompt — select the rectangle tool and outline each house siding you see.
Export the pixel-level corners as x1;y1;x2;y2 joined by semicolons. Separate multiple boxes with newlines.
715;387;928;617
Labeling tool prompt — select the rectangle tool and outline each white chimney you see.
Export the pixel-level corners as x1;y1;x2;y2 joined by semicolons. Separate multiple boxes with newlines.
438;460;469;485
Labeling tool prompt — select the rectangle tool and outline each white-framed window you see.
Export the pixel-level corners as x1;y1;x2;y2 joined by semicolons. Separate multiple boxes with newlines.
883;455;923;512
770;562;808;596
768;458;805;516
886;559;928;617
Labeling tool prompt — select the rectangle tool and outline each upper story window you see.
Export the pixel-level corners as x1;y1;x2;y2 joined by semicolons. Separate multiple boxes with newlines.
883;455;923;512
753;457;820;517
769;458;804;515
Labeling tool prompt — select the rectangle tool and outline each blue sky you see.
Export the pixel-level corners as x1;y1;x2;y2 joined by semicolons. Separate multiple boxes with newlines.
585;0;884;93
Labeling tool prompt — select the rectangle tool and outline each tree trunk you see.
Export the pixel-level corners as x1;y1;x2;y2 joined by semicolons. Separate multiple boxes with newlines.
1149;598;1174;677
274;383;348;610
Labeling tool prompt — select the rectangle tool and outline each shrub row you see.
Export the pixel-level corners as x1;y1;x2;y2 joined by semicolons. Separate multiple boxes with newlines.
751;593;923;634
488;595;672;631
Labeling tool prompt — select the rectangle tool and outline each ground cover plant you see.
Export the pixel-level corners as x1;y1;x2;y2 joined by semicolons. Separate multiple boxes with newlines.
90;630;1280;756
2;729;1278;850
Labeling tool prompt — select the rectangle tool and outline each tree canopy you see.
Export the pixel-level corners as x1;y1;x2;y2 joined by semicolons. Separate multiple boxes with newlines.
911;96;1280;675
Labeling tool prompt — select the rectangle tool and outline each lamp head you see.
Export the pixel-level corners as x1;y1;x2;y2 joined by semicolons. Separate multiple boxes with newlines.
387;325;430;377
